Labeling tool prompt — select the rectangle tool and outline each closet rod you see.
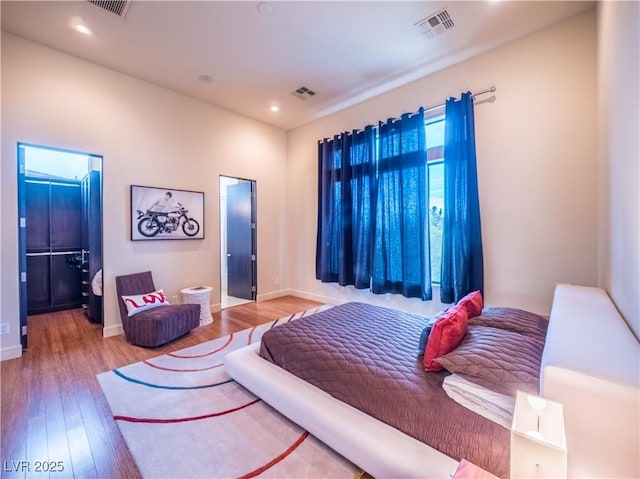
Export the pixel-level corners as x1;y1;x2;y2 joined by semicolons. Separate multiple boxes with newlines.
25;179;82;187
424;86;496;114
26;251;82;257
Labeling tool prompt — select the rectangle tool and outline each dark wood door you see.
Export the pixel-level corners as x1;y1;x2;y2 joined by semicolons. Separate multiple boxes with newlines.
81;166;103;323
51;183;82;250
25;179;83;314
26;255;50;311
26;181;50;250
226;182;254;300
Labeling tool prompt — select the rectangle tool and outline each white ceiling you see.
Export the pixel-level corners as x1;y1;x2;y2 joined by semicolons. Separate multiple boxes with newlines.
1;1;594;130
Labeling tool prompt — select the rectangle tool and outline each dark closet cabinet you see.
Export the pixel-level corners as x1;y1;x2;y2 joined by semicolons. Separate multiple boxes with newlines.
26;179;83;314
81;169;103;323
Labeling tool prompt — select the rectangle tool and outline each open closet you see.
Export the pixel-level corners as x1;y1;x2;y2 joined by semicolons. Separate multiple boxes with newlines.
25;177;84;313
19;144;103;347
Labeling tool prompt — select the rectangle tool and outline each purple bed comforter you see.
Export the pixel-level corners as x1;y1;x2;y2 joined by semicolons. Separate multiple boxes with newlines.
259;302;509;478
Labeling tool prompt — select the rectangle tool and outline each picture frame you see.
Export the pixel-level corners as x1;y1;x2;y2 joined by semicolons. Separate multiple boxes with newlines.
130;185;205;241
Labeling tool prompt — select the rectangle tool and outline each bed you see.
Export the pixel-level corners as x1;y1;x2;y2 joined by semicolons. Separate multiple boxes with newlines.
225;284;640;478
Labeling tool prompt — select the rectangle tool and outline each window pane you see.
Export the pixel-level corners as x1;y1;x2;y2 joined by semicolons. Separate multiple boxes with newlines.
24;145;89;181
428;161;444;284
425;117;445;150
426;115;445;285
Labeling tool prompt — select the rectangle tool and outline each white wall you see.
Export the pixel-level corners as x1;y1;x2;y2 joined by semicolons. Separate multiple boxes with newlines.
1;33;288;359
598;1;640;339
3;9;615;360
287;10;598;317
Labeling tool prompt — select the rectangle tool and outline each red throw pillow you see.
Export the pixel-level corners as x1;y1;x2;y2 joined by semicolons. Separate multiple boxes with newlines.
423;304;469;372
458;290;483;318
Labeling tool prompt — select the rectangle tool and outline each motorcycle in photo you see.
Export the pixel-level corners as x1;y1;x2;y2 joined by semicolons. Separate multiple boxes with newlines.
136;202;200;237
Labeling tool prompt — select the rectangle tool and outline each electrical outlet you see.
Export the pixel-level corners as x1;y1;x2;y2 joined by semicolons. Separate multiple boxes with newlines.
0;323;9;336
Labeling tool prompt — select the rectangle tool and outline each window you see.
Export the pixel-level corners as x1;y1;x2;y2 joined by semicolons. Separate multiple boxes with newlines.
318;96;482;301
24;145;91;180
425;112;445;284
318;109;447;297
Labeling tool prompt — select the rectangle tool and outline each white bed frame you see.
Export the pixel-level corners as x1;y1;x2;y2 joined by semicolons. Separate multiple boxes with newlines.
225;284;640;478
541;284;639;478
224;341;458;478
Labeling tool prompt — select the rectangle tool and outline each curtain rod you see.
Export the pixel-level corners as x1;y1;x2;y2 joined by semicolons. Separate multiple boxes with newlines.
424;86;497;115
319;86;497;142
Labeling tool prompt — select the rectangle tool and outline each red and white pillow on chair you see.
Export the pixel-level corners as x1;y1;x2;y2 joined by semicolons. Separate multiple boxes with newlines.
122;289;170;317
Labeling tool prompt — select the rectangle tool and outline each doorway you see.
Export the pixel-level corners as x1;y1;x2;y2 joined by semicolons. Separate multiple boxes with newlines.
18;143;103;349
219;176;256;309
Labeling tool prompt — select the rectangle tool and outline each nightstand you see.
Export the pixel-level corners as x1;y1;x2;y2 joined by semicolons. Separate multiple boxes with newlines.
451;459;500;479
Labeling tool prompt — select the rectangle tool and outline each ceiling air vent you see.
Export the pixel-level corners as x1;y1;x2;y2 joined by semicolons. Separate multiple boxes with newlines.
87;0;132;18
414;8;454;38
291;86;317;100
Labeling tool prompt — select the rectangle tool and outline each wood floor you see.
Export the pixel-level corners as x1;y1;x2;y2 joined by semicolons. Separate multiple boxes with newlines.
0;296;322;479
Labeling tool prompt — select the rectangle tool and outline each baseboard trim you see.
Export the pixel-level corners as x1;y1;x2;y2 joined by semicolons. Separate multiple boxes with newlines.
257;289;294;302
0;344;23;361
102;323;123;338
285;289;345;305
257;288;345;306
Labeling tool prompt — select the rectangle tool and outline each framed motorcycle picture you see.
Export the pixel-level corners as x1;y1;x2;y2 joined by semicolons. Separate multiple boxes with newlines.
130;185;205;240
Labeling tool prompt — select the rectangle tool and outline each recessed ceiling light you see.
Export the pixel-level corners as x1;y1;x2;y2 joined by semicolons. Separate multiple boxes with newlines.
70;16;92;35
74;24;92;35
270;105;280;112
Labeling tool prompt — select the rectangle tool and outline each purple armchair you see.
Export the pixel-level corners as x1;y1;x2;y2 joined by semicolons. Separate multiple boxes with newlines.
115;271;200;347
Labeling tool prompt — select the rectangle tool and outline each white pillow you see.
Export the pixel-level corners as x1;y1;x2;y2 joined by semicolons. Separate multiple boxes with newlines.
122;289;170;317
442;373;515;429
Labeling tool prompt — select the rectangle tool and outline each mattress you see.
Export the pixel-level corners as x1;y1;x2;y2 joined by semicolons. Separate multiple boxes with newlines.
258;302;509;477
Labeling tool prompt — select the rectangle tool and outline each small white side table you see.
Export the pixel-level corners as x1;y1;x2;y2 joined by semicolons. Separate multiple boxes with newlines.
180;286;213;326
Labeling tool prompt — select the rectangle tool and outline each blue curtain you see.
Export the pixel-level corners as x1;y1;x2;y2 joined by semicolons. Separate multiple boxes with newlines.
440;93;484;303
371;109;432;300
316;127;375;287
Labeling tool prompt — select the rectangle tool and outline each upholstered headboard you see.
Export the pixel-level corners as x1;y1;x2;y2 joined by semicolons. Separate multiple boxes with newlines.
541;284;640;478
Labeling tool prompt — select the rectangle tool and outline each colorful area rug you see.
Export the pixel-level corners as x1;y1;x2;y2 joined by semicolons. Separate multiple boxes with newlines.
97;306;365;479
